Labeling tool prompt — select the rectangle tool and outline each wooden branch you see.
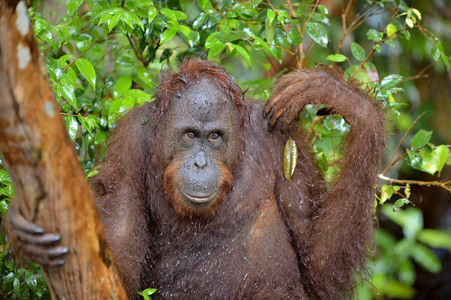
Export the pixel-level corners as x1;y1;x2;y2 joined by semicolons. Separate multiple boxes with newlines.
378;175;451;193
0;1;127;299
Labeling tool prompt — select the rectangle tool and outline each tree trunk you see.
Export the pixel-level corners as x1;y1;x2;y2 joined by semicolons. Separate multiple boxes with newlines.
0;1;127;299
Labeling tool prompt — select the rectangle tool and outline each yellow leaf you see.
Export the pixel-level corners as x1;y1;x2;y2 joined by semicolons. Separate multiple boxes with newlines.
283;137;298;182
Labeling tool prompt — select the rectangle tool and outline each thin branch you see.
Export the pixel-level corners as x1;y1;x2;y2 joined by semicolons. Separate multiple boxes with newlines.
378;174;451;193
301;0;320;36
126;34;144;65
401;64;432;83
62;38;102;72
230;30;296;55
267;0;289;34
381;112;425;175
287;0;293;32
305;115;326;142
336;0;354;54
350;9;400;78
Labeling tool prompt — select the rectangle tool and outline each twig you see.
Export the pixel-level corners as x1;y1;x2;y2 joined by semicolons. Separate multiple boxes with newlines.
301;0;320;36
401;64;432;83
378;174;451;193
381;112;425;175
126;34;144;65
336;0;354;54
62;38;101;72
267;0;288;34
350;8;400;78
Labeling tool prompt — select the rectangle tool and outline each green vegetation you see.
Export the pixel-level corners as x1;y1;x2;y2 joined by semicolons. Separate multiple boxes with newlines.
1;0;450;298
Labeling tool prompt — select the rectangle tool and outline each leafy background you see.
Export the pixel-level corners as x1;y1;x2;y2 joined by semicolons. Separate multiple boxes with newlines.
0;0;450;299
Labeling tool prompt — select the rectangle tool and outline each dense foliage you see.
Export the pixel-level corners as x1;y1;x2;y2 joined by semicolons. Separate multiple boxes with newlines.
0;0;450;299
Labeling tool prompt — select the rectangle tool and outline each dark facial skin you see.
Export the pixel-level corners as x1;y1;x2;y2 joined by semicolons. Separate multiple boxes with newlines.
162;78;239;213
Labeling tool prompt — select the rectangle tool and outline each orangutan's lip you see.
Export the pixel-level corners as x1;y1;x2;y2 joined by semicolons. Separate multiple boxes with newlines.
179;188;217;204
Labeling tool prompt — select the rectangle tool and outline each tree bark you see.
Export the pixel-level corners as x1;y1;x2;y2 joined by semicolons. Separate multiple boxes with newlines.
0;1;127;299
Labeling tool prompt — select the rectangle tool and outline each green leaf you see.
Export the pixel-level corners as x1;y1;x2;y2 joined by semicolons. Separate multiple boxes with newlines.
351;42;365;61
66;0;83;15
137;288;157;300
160;20;179;43
108;98;122;126
0;169;11;183
114;75;132;98
78;115;99;135
122;11;144;31
267;9;276;24
108;12;122;32
59;84;77;109
64;116;78;140
13;278;20;295
24;271;38;292
405;18;414;28
305;22;328;48
173;11;187;20
431;145;449;174
431;46;440;61
265;17;276;44
115;55;135;67
205;32;219;47
419;145;449;175
227;43;253;67
33;17;51;35
367;28;383;42
380;185;394;204
75;58;96;91
207;40;226;60
411;244;441;273
197;0;215;13
406;148;427;172
441;52;450;71
252;35;277;59
372;275;416;299
418;229;451;249
393;198;411;211
287;28;302;45
148;7;158;23
411;130;432;151
67;66;77;83
412;8;422;21
94;129;108;146
216;32;241;42
193;13;209;30
283;137;298;182
57;54;74;68
123;89;151;104
398;259;416;285
381;74;403;88
119;97;137;113
161;8;176;20
136;66;153;89
386;23;397;38
38;29;54;46
381;206;423;238
252;0;263;8
178;23;191;35
345;65;370;84
45;57;63;81
326;54;346;62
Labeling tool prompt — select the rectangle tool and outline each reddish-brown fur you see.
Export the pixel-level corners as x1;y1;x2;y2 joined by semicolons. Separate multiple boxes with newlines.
163;159;233;219
91;59;386;299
